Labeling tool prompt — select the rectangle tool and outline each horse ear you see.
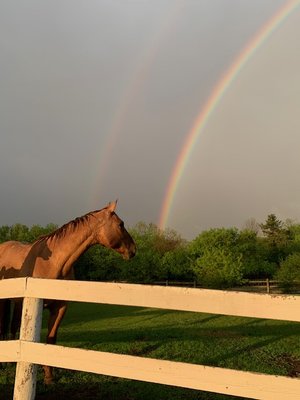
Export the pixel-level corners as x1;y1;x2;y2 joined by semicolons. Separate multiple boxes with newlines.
107;200;117;213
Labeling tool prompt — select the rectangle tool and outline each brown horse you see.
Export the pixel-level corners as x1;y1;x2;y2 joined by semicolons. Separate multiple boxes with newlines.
0;201;136;383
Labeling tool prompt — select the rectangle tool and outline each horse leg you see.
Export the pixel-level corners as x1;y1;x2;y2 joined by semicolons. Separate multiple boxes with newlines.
43;300;67;385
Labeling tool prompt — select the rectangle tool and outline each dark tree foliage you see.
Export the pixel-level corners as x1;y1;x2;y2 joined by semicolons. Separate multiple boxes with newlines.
1;213;300;288
276;252;300;292
117;222;189;283
260;214;291;265
0;223;58;243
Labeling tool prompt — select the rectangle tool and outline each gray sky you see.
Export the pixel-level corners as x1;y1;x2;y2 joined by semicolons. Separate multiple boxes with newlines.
1;0;299;239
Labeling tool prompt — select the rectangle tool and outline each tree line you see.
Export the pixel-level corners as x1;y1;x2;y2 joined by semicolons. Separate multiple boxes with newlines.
1;214;300;291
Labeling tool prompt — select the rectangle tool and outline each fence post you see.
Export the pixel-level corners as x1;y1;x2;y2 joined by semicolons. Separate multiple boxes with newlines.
13;296;43;400
266;278;270;294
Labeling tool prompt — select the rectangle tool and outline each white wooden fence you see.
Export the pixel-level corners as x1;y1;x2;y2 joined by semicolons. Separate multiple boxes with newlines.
0;277;300;400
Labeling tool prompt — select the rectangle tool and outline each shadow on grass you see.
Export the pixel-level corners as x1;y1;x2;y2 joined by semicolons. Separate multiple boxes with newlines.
0;373;251;400
3;304;299;399
48;312;300;378
41;304;172;333
1;365;257;400
57;319;300;347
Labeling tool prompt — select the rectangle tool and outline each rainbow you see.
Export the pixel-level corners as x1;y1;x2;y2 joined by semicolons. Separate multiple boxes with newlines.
159;0;300;231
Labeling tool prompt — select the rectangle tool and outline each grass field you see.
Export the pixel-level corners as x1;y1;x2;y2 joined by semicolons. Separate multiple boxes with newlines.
1;302;300;400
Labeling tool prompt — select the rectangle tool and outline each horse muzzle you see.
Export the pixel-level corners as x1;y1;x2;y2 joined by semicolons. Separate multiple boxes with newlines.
123;244;136;260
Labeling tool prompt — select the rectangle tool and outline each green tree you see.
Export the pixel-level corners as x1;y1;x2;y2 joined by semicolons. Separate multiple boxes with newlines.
238;229;275;279
260;214;290;265
161;246;193;281
285;223;300;254
0;225;10;243
120;222;186;283
190;228;244;288
27;223;58;242
276;253;300;292
75;245;122;281
9;223;29;242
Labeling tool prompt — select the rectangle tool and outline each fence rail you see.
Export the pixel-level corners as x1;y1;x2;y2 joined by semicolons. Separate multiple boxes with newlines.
0;277;300;400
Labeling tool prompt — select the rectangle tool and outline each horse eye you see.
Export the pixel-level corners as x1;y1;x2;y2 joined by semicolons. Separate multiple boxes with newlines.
119;221;124;229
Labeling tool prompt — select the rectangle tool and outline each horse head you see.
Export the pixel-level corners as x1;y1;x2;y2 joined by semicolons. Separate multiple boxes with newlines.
96;201;136;260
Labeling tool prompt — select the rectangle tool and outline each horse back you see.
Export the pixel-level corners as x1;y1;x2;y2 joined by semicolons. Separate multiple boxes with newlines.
0;241;32;279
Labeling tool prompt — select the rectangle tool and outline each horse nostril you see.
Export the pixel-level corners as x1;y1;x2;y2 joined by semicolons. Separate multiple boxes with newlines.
130;248;136;258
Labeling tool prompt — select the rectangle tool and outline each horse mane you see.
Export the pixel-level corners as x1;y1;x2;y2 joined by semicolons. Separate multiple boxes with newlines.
35;209;104;243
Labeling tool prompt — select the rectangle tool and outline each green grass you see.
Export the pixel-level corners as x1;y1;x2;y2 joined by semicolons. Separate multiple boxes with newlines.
1;302;300;399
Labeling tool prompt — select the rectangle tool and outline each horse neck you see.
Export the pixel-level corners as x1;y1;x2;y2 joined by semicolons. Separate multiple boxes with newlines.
47;213;101;277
